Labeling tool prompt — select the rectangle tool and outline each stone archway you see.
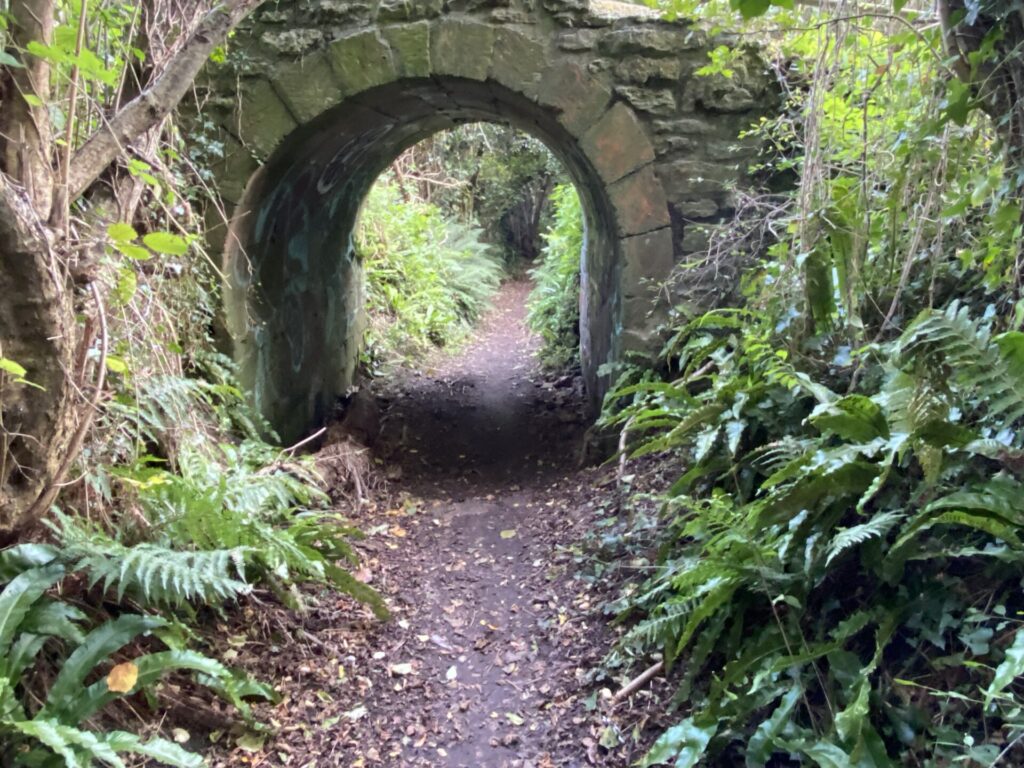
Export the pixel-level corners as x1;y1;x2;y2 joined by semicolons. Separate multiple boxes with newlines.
202;0;775;440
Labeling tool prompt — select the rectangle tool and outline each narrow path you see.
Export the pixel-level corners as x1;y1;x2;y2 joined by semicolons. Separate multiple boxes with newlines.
215;281;619;767
356;280;599;767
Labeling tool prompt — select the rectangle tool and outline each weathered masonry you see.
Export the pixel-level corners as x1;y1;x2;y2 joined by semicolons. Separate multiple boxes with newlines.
201;0;776;441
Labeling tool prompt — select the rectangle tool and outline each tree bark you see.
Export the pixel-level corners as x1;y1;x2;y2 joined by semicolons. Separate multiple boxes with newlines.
0;0;259;544
0;177;75;544
0;0;56;217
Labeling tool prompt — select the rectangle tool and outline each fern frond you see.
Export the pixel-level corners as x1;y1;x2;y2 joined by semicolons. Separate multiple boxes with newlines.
825;511;904;565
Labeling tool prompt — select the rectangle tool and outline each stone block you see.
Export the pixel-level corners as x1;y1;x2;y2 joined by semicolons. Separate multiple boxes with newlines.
614;57;682;83
677;198;719;219
599;26;706;57
329;30;396;96
271;51;343;123
211;133;259;204
557;29;599;51
608;166;670;236
430;19;496;80
489;27;546;99
681;224;710;252
620;227;674;298
580;102;655;185
261;28;324;55
378;0;444;22
381;21;432;78
614;86;677;116
537;63;612;137
232;78;298;158
662;158;739;198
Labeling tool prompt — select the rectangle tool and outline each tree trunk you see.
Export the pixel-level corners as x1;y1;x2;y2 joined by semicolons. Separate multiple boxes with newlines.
0;177;76;544
0;0;260;545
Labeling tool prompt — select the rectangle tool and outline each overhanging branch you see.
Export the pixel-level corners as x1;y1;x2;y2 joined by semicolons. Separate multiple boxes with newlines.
66;0;259;202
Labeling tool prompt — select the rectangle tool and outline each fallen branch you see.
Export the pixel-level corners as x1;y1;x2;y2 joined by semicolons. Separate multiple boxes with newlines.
612;660;664;704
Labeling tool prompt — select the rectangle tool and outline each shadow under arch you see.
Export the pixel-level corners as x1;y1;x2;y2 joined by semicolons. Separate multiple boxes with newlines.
224;77;656;442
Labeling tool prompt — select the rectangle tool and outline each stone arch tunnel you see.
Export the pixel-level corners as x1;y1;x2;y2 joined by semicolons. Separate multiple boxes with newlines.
200;0;776;441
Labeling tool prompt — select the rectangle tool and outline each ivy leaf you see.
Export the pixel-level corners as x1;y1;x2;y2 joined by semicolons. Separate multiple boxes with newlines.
143;232;188;256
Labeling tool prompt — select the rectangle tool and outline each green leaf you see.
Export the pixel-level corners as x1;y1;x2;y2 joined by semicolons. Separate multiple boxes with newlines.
114;268;138;307
22;93;44;107
114;242;153;261
143;232;189;256
730;0;771;19
42;614;165;719
0;565;65;660
0;358;28;378
985;628;1024;706
105;732;203;767
747;686;802;764
107;222;138;243
105;356;130;375
0;50;24;68
835;678;870;743
640;717;716;767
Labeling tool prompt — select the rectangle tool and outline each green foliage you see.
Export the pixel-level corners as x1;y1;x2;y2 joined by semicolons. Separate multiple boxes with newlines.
607;298;1024;764
0;563;243;767
357;178;504;361
526;184;583;369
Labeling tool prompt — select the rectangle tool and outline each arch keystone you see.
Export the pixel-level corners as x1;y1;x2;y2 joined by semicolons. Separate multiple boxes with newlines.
381;22;432;78
430;19;495;80
580;102;656;185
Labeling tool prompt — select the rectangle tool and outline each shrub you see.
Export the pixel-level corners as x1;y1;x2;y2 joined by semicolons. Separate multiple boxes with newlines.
526;184;583;369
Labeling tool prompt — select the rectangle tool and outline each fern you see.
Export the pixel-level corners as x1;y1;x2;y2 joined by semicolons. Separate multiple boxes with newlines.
825;510;904;565
898;302;1024;431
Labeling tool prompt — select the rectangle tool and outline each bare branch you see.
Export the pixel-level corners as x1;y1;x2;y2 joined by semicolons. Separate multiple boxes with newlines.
66;0;259;201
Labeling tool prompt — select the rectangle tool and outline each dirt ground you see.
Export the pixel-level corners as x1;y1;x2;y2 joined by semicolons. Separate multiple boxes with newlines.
202;281;666;767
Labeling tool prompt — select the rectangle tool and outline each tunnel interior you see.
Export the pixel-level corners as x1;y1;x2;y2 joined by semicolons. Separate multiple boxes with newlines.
224;77;624;442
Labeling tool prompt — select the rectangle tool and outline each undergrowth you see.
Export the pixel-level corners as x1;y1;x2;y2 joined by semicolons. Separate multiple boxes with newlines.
599;2;1024;765
527;183;583;369
356;177;505;363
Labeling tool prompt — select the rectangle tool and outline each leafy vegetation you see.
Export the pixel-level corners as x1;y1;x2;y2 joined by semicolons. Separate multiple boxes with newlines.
527;183;584;369
600;1;1024;764
356;177;505;361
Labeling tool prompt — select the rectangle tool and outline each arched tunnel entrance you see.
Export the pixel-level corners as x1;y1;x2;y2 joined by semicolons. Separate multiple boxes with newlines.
224;76;666;441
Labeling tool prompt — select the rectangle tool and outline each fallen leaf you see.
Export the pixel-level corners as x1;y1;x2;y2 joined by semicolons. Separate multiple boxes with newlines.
106;662;138;693
500;529;517;539
390;662;415;676
446;665;458;681
506;712;525;726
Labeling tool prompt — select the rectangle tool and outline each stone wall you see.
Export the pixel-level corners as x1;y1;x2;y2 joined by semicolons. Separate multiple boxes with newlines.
199;0;777;441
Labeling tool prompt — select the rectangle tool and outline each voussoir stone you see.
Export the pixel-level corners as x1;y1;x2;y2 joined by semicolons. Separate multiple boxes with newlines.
381;22;432;78
430;18;496;80
580;102;656;184
231;78;298;158
271;52;343;123
489;27;547;99
608;166;671;236
329;30;397;95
